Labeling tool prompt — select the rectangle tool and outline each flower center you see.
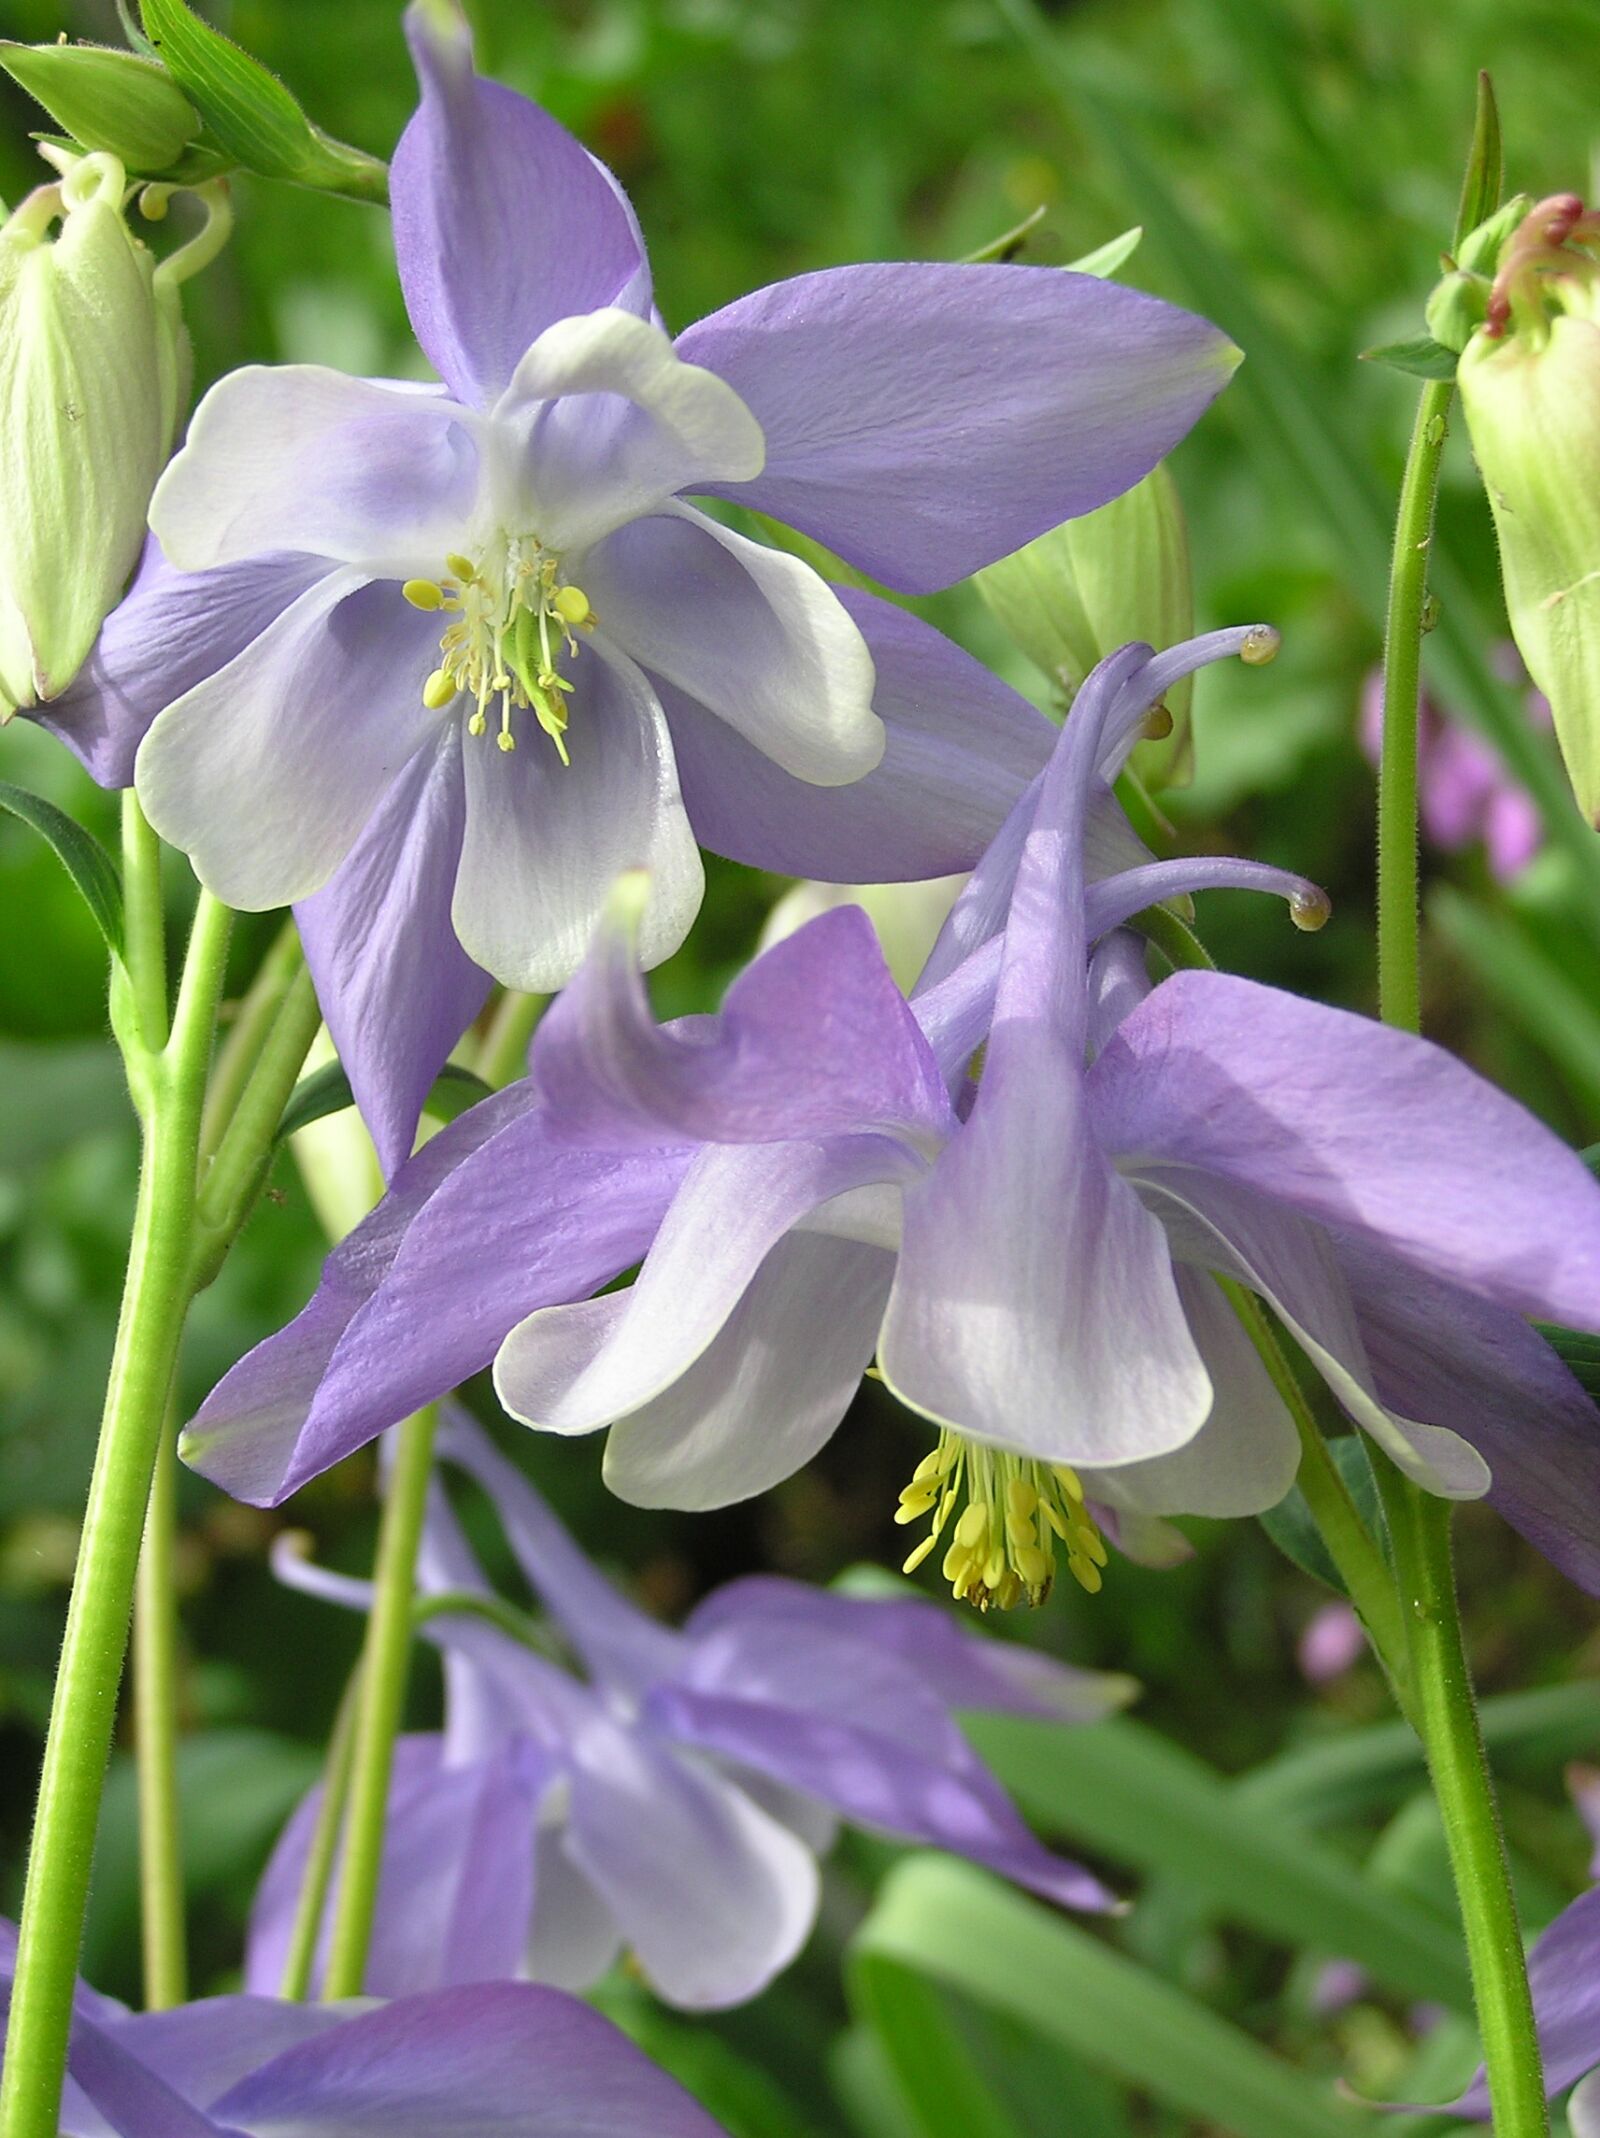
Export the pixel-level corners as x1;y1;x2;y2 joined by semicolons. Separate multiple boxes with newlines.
403;533;595;761
895;1431;1108;1611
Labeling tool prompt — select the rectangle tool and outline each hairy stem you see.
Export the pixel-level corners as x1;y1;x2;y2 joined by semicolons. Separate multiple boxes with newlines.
322;1405;440;1999
133;1408;187;2009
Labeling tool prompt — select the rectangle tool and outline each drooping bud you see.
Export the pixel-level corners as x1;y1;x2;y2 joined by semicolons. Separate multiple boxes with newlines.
1457;194;1600;822
0;42;200;174
975;463;1196;790
0;152;207;718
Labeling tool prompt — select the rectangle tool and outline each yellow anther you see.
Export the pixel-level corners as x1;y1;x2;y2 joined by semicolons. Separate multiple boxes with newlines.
403;579;446;612
497;729;516;753
552;583;592;625
896;1431;1110;1613
445;552;476;582
467;709;487;737
422;668;457;711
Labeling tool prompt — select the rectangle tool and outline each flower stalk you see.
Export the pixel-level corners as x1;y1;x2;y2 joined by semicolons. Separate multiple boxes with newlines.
133;1408;187;2010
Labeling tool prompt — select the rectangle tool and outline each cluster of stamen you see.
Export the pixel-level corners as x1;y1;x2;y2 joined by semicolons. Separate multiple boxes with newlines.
896;1430;1108;1610
403;535;595;762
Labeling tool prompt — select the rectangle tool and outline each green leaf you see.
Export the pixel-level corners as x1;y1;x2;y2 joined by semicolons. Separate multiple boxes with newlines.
852;1857;1380;2138
1453;71;1503;252
0;781;123;960
137;0;387;201
1359;335;1458;382
1259;1433;1386;1593
1429;885;1600;1121
964;1712;1471;2009
588;1986;827;2138
961;204;1046;264
277;1059;493;1145
1065;224;1142;279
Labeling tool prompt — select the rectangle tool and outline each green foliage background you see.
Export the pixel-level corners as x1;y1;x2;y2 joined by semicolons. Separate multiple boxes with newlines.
1;0;1598;2131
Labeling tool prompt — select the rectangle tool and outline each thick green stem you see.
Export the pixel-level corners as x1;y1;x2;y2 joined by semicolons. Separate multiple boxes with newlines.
1376;377;1451;1037
278;1667;363;2001
1377;1469;1548;2136
322;1405;439;1999
133;1407;186;2009
0;887;232;2138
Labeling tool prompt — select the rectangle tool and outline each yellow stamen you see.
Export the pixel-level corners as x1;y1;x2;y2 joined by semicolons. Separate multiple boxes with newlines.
422;668;456;711
896;1428;1110;1612
552;582;592;626
403;579;445;612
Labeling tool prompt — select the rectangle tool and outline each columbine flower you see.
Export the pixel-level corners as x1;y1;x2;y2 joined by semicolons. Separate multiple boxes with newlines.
182;629;1600;1609
47;0;1233;1172
0;1921;727;2138
249;1408;1124;2010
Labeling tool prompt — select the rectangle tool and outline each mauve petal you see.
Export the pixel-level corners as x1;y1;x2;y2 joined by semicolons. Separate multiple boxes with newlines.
297;724;490;1179
676;262;1238;593
1078;1265;1298;1518
1335;1230;1600;1597
663;587;1065;882
1090;971;1600;1331
600;1233;893;1509
495;1136;915;1443
561;1712;818;2010
95;2001;344;2114
1572;2068;1600;2137
60;2014;228;2138
151;367;480;577
586;508;880;782
436;1406;684;1692
525;1827;623;1993
529;895;953;1149
136;573;447;911
208;1979;729;2136
652;1678;1113;1913
452;643;703;992
683;1578;1136;1722
1139;1165;1489;1498
494;313;763;554
35;541;327;789
392;3;651;408
181;1097;687;1503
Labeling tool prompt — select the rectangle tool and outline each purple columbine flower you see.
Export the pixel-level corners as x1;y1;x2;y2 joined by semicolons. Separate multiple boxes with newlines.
248;1408;1125;2009
42;0;1232;1173
0;1920;728;2137
182;628;1600;1609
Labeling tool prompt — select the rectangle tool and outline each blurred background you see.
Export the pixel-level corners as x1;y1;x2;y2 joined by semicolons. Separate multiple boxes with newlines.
2;0;1599;2130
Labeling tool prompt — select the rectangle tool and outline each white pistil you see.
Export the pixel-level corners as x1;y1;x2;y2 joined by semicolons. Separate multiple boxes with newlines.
895;1428;1109;1610
408;534;595;763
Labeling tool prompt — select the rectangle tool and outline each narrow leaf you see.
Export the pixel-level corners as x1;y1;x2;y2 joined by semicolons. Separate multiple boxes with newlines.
1066;224;1142;279
853;1857;1379;2138
0;781;124;959
1429;885;1600;1121
1259;1433;1386;1592
962;204;1046;265
137;0;386;201
964;1712;1471;2009
277;1060;491;1144
1359;335;1458;382
1454;71;1502;252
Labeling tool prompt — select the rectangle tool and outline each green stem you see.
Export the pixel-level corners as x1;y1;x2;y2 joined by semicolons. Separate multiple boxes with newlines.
0;886;232;2138
133;1405;186;2009
1376;377;1451;1036
278;1667;363;2001
321;1404;439;1999
475;986;545;1089
118;792;168;1051
192;965;322;1283
1220;1281;1412;1707
1376;1468;1548;2135
199;918;303;1165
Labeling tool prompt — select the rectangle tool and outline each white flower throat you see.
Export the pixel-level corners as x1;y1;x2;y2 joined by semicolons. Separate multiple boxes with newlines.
403;532;595;761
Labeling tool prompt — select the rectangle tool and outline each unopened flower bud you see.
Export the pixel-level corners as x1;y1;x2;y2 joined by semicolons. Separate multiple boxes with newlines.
975;463;1195;790
759;875;965;994
1457;193;1600;822
0;152;204;718
0;42;200;174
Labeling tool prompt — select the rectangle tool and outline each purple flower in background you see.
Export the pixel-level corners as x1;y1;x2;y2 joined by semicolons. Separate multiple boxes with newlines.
1296;1600;1366;1685
1358;665;1550;883
182;627;1600;1610
45;0;1234;1173
250;1409;1126;2009
0;1923;728;2137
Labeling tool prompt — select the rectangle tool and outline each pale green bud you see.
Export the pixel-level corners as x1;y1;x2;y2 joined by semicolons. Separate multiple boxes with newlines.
758;876;965;995
1460;311;1600;823
0;42;200;174
0;153;188;716
975;464;1195;790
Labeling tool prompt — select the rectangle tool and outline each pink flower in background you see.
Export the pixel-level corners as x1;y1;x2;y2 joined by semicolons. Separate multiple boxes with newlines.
1296;1600;1365;1684
1359;667;1550;883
